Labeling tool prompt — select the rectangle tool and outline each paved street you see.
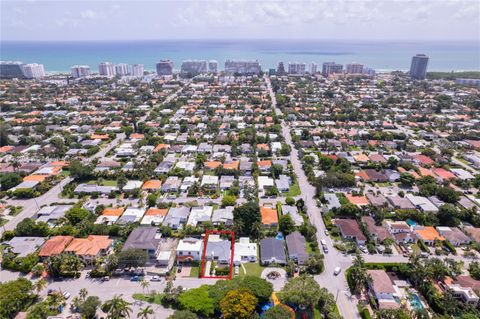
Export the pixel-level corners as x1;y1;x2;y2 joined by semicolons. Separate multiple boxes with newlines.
265;76;360;319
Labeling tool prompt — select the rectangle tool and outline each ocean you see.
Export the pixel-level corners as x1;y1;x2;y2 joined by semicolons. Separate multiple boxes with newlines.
1;39;479;73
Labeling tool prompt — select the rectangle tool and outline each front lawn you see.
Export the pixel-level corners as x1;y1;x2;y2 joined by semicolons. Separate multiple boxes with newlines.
189;266;200;278
240;262;266;277
132;293;164;305
287;182;301;197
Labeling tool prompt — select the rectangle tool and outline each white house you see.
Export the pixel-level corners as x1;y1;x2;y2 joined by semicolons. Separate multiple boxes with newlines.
233;237;257;265
176;237;203;262
187;206;213;227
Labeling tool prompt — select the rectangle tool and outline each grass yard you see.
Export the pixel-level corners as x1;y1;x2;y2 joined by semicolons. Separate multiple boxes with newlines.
287;182;301;197
411;244;421;254
132;293;164;305
86;179;118;186
306;242;316;254
240;262;266;277
189;266;200;278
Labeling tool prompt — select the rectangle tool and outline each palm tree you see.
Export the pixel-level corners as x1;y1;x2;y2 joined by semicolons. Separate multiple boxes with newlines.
350;252;370;294
140;278;150;294
137;305;154;319
79;288;88;301
102;294;132;319
33;278;47;294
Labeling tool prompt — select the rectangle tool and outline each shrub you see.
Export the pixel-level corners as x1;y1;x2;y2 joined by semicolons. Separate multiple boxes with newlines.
444;240;457;255
360;308;372;319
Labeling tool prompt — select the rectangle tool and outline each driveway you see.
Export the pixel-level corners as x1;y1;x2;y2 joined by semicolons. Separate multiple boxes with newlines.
261;267;287;291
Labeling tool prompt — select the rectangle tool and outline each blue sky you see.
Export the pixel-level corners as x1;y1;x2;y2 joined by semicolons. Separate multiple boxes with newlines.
1;0;479;41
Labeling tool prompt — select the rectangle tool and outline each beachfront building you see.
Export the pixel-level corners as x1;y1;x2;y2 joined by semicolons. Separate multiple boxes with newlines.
156;60;174;76
98;62;116;77
410;54;429;80
71;65;91;78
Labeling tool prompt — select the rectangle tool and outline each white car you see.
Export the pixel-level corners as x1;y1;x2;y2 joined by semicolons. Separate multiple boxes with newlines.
234;266;240;275
63;291;71;299
150;275;161;282
333;267;341;276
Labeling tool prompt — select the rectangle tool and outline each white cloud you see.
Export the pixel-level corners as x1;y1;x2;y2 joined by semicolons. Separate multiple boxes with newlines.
80;9;97;20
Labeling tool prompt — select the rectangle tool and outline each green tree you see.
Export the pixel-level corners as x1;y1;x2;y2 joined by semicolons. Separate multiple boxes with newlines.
304;253;325;275
436;187;459;203
278;275;321;309
468;261;480;280
15;218;50;236
137;305;154;319
233;202;261;239
0;278;36;319
178;285;215;317
279;214;296;235
117;248;148;268
101;295;132;319
80;296;101;319
349;253;370;294
263;305;294;319
399;173;415;187
238;276;273;304
167;310;198;319
221;194;237;207
33;278;47;294
220;288;258;319
65;207;90;225
0;173;22;191
376;309;410;319
46;254;84;278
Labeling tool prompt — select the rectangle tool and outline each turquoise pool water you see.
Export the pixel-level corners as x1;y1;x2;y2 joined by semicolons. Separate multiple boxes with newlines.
409;293;424;310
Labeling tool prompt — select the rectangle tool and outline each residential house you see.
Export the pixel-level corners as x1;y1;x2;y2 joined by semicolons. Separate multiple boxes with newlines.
187;206;213;227
163;206;190;229
141;208;168;226
260;238;287;265
334;219;367;245
414;226;445;245
5;237;45;257
285;231;309;265
212;206;234;226
361;216;391;243
260;206;279;227
233;238;257;265
436;227;471;246
64;235;112;262
405;194;438;213
122;227;161;259
367;270;400;309
176;237;203;262
281;205;303;226
38;236;74;258
205;235;232;264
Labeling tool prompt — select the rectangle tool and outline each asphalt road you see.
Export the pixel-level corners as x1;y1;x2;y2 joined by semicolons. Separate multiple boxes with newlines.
265;75;360;319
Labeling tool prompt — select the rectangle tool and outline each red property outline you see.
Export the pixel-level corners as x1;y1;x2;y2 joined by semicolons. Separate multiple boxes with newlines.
199;229;235;280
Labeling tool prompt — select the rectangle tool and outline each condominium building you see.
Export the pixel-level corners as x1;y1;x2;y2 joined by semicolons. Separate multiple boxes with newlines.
71;65;91;78
22;63;46;79
115;63;130;76
98;62;116;77
277;62;286;75
130;64;145;77
363;67;376;77
224;60;261;75
409;54;429;80
180;60;208;77
346;63;364;74
322;62;343;77
310;62;318;74
0;61;26;79
208;60;219;74
156;60;174;76
288;62;306;75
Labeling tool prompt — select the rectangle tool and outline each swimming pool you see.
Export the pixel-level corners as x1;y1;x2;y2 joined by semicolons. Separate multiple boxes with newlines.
409;293;424;310
275;232;284;240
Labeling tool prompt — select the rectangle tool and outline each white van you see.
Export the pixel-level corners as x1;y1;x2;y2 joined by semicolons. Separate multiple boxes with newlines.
333;267;341;276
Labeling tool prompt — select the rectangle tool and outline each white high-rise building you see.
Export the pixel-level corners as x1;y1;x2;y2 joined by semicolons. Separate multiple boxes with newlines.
22;63;46;79
130;64;144;77
71;65;91;78
288;62;306;75
98;62;116;77
346;63;364;74
156;60;174;76
115;63;130;76
208;60;219;74
181;60;208;77
310;63;318;74
224;60;261;75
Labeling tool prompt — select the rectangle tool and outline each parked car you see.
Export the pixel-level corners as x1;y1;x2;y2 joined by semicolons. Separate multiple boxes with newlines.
130;275;142;281
333;267;341;276
359;246;368;253
234;266;239;275
323;245;329;253
177;266;183;273
324;230;329;236
102;276;110;281
63;291;71;299
151;275;161;281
